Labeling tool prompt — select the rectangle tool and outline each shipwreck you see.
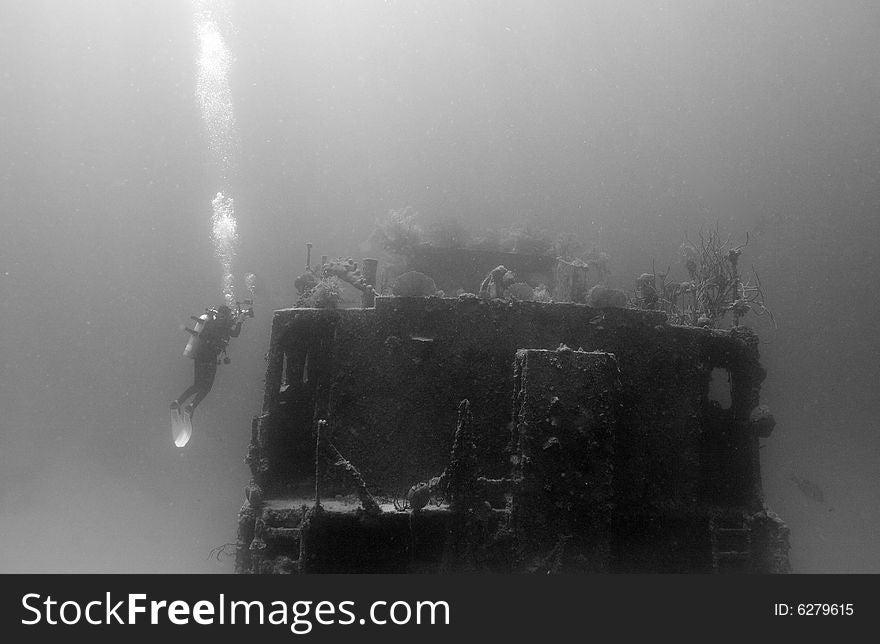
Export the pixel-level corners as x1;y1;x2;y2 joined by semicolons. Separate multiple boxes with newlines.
234;244;790;574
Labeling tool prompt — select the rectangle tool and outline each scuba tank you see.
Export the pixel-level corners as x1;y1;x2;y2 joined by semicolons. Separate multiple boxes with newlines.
183;310;212;359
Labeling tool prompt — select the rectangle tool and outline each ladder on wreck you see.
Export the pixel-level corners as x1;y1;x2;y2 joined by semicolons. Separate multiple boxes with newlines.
248;506;308;574
709;511;752;573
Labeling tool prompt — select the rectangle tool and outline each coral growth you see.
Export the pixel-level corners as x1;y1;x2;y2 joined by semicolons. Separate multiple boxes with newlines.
638;227;774;329
479;265;516;300
505;282;536;302
371;207;423;255
324;257;372;293
294;254;378;308
391;271;438;297
533;284;552;302
298;276;342;308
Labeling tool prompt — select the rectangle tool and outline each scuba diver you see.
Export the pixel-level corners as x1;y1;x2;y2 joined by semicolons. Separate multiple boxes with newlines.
172;303;250;420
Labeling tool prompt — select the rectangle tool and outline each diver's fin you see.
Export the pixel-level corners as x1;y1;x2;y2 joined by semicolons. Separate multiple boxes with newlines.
171;407;192;447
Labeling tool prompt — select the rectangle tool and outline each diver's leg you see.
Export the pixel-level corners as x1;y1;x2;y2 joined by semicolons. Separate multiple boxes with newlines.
185;362;217;417
187;390;208;416
173;360;206;409
173;382;201;409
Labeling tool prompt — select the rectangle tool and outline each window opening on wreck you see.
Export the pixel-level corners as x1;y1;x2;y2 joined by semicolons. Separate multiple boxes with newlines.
280;351;289;393
708;367;732;410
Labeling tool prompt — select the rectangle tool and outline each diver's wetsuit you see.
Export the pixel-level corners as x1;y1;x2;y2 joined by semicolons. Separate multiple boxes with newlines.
174;312;242;416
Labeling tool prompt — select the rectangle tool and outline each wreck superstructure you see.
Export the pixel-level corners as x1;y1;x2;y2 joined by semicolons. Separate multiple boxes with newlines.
235;248;790;574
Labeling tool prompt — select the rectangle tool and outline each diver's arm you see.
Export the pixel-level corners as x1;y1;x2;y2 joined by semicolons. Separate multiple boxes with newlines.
229;320;243;338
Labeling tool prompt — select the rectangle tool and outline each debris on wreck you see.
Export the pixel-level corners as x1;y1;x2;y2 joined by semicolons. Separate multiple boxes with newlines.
394;475;446;512
635;272;660;309
554;257;591;303
317;419;382;517
207;542;237;562
749;405;776;438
